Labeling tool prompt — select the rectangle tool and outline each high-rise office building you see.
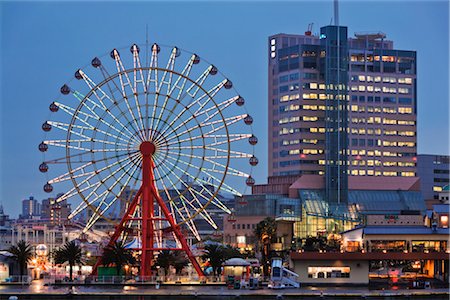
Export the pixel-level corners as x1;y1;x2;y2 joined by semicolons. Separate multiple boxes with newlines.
268;26;417;203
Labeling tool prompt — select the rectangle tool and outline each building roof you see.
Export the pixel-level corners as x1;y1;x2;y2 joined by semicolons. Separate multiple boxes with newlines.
361;225;449;235
291;251;449;261
433;204;449;214
348;176;420;191
289;175;421;191
289;175;324;190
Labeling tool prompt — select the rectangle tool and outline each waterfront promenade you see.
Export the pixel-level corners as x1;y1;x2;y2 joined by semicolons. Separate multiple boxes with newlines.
0;281;448;300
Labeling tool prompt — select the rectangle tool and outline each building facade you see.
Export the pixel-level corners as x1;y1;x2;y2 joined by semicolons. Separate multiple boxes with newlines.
21;196;41;219
417;155;450;205
268;28;417;203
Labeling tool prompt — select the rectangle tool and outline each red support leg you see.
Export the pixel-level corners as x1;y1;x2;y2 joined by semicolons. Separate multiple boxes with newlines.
92;141;204;278
140;142;155;277
92;187;142;275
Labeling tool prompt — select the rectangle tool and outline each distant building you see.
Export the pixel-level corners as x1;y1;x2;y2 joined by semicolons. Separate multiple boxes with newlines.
41;193;71;226
20;196;40;219
417;154;450;208
0;205;13;250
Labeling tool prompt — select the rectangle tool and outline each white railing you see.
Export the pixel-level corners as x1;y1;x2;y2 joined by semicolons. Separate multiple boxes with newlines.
43;274;225;284
1;275;31;284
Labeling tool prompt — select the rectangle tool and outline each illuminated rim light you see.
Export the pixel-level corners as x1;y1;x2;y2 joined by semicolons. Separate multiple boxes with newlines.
40;42;257;238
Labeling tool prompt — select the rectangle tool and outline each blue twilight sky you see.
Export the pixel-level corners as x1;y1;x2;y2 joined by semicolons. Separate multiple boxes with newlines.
0;1;449;218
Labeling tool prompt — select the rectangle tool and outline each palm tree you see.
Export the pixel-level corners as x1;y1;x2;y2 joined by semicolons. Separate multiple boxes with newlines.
54;240;83;281
154;250;174;276
254;217;277;276
172;252;189;275
101;241;135;276
8;240;33;279
222;245;243;260
202;244;224;277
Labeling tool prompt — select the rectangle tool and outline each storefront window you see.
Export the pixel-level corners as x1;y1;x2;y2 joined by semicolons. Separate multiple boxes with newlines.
308;266;350;278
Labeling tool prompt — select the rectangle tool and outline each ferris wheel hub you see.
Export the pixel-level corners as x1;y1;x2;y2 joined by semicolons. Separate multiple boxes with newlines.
140;141;156;156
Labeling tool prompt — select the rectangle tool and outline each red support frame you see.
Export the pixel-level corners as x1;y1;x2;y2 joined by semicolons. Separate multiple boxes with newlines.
93;141;204;278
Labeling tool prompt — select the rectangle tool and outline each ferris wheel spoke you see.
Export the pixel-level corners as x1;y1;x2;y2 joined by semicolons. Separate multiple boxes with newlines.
165;150;249;178
77;156;140;218
190;80;227;116
57;152;141;203
168;145;252;159
192;184;232;213
153;166;201;241
163;114;245;145
44;151;93;164
151;48;180;140
45;140;129;153
79;70;141;140
201;96;240;124
55;100;137;144
155;66;213;139
168;77;225;127
131;46;148;137
151;56;197;142
48;151;138;184
155;160;219;230
48;120;132;145
157;95;237;142
46;138;128;148
147;45;161;140
81;161;141;232
96;64;145;140
69;161;139;220
156;155;230;214
111;50;146;141
162;153;241;196
185;65;213;99
167;133;251;148
153;166;198;238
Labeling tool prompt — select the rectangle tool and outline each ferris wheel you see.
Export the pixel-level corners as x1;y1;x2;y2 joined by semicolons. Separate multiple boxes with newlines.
39;42;258;276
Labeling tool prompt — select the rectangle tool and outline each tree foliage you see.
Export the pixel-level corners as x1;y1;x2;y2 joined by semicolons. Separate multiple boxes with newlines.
101;241;135;276
8;240;33;278
54;240;84;281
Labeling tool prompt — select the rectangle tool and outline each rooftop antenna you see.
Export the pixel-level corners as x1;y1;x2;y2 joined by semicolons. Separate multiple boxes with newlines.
145;24;149;67
334;0;339;26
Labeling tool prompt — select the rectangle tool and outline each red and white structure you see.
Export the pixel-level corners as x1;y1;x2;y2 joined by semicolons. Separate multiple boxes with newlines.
39;42;257;277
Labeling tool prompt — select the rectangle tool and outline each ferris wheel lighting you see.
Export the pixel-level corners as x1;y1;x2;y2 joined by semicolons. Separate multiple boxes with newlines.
41;42;256;277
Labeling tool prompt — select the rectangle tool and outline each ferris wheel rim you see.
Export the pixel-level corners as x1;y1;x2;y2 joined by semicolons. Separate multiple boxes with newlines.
65;66;232;226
